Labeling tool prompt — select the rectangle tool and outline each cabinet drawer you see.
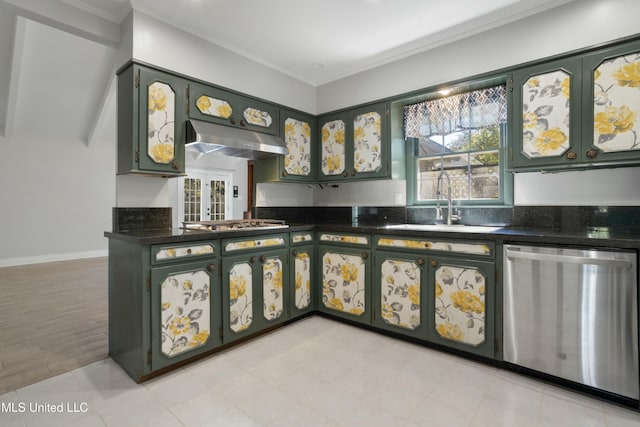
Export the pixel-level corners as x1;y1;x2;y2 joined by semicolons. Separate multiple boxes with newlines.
290;232;314;245
376;235;493;257
318;233;370;247
222;235;287;254
151;241;217;264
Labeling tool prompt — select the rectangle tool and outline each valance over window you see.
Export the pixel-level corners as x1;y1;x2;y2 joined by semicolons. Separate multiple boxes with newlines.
404;84;507;138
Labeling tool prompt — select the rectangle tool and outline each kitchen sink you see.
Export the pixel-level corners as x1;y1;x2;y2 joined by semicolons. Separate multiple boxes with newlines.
384;224;503;233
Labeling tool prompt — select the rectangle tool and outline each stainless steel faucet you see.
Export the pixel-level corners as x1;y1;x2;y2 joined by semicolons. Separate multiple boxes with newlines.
435;170;460;225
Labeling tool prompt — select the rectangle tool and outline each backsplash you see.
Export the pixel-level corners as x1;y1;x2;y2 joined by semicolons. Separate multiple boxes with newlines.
113;207;172;232
256;205;640;231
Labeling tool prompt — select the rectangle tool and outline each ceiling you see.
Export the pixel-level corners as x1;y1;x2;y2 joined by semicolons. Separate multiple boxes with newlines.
0;0;574;144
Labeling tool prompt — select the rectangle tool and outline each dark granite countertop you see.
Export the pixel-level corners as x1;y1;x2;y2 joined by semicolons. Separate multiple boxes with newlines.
106;222;640;249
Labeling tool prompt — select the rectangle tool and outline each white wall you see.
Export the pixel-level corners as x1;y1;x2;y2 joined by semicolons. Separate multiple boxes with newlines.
0;132;115;266
129;11;316;114
317;0;640;113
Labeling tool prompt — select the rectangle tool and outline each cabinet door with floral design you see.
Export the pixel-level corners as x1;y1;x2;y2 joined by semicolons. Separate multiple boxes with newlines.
261;252;288;323
290;245;314;318
426;257;495;359
373;251;428;339
278;110;317;182
151;260;221;370
319;114;347;180
222;255;257;344
583;40;640;164
350;102;389;179
511;57;582;169
136;66;187;175
317;245;371;325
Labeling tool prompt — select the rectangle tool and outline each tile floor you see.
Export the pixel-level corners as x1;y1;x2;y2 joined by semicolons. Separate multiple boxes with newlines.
1;316;639;427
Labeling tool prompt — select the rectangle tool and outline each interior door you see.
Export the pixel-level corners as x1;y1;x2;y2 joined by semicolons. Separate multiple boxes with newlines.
180;171;232;222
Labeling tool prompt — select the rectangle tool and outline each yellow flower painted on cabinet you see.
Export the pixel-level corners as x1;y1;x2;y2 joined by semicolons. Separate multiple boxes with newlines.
182;280;193;290
341;263;359;282
613;62;640;88
196;96;211;113
437;322;464;341
161;302;171;311
381;303;393;320
272;271;283;290
217;104;232;119
561;77;570;97
327;298;344;311
350;307;364;315
169;316;191;336
230;276;247;299
435;281;443;298
526;78;540;88
522;112;538;129
166;248;176;258
334;129;345;144
594;105;637;134
408;285;420;306
302;122;311;138
354;126;365;141
295;272;303;290
150;143;174;163
534;128;567;153
326;154;342;172
189;331;210;347
322;127;330;143
450;290;484;314
284;122;295;136
148;85;167;111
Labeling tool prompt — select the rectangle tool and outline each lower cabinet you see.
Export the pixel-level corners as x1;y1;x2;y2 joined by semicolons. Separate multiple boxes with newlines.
373;250;428;339
316;233;372;325
221;235;289;344
150;259;222;370
290;232;315;318
374;235;497;359
426;256;496;359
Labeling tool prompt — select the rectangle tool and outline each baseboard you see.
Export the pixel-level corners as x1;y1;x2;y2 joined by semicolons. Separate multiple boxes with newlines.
0;249;108;268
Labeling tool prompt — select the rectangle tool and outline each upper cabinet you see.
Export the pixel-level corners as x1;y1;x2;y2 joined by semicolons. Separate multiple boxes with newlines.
510;39;640;170
117;64;188;176
318;102;390;181
189;81;279;135
253;109;317;183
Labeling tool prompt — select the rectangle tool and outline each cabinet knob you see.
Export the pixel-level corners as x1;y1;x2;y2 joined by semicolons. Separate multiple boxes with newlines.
586;149;599;159
565;151;577;160
361;252;368;259
292;250;298;257
186;248;192;254
282;170;288;177
430;259;439;267
259;255;266;263
417;258;425;266
207;263;215;272
351;171;356;176
342;171;348;177
230;117;237;125
240;119;247;127
171;161;180;170
249;256;256;263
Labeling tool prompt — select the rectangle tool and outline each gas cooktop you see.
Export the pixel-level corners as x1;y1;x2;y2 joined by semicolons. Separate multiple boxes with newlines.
182;219;288;232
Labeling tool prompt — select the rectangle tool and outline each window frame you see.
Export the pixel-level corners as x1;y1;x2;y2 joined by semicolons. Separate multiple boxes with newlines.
402;79;513;207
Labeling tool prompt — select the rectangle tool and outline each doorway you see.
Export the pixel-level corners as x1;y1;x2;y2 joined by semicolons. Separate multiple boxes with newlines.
177;169;233;223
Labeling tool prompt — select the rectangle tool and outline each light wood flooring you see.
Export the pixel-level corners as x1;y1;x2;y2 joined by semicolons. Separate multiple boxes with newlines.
0;257;108;394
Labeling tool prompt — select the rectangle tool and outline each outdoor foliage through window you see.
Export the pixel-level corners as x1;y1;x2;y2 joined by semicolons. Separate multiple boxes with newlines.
404;84;507;203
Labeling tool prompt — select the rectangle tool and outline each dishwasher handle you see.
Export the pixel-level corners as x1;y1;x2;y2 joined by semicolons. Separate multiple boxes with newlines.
505;248;634;269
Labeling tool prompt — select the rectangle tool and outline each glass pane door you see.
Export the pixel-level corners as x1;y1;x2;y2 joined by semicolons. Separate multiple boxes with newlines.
209;179;226;221
179;171;232;223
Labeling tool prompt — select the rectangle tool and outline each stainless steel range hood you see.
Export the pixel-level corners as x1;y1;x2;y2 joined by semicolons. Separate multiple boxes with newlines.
186;119;287;160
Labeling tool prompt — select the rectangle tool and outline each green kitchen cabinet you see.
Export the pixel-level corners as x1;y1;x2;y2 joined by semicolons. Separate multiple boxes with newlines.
510;38;640;170
290;232;315;318
117;63;188;176
253;109;317;183
318;102;390;181
221;234;289;344
108;239;221;381
373;249;428;340
150;258;221;370
581;39;640;165
316;232;372;325
511;56;582;169
189;81;279;135
426;256;496;359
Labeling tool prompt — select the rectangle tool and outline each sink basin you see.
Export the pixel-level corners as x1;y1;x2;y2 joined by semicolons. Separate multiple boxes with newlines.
384;224;503;233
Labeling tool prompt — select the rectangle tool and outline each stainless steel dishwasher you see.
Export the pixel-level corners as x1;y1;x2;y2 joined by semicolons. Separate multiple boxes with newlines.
503;244;638;399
